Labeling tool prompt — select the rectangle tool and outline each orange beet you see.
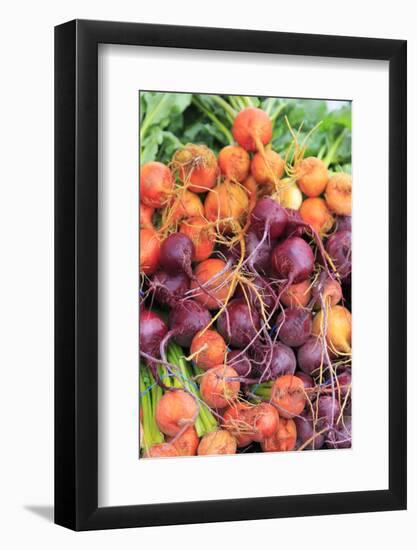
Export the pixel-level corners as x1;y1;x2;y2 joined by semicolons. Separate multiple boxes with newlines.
232;107;273;152
271;375;306;419
197;430;237;455
140;202;154;227
281;279;312;308
218;145;250;182
261;417;297;452
200;366;240;408
242;403;279;443
300;197;334;235
144;443;179;458
173;143;218;193
190;258;234;310
204;181;249;232
169;426;199;456
325;173;352;216
170;190;204;223
179;216;215;262
251;149;285;186
295;157;328;197
314;278;343;309
222;402;253;447
190;329;227;371
140;227;160;275
155;390;198;437
140;161;174;207
242;175;258;212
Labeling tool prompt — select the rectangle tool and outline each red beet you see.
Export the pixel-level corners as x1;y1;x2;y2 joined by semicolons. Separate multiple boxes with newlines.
168;300;211;347
140;309;168;358
152;270;190;306
276;307;313;347
325;230;351;280
160;233;195;276
271;237;315;284
217;299;261;349
297;336;328;376
250;197;288;240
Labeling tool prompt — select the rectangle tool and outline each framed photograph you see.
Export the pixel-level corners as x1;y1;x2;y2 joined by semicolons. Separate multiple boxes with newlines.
55;19;407;531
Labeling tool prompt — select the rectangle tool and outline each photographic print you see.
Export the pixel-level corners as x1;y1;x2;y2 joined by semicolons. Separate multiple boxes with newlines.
139;92;352;459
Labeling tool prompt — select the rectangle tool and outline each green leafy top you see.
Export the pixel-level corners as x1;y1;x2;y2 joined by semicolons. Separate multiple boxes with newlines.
139;93;351;173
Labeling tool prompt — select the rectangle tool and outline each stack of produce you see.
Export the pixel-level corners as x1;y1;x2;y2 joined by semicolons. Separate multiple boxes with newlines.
139;100;352;458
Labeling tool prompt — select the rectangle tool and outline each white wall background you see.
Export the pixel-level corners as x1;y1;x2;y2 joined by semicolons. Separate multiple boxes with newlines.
0;1;414;548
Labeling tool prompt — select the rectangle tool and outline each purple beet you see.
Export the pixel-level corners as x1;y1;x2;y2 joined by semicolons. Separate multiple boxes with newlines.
272;237;315;284
217;298;261;349
250;197;288;240
284;209;304;238
252;342;296;380
152;270;190;306
294;411;325;450
245;230;276;273
317;395;342;427
295;370;314;390
276;307;312;347
336;215;351;232
297;336;328;376
227;350;252;377
326;416;352;449
160;233;195;275
140;309;168;358
325;230;351;280
168;300;211;347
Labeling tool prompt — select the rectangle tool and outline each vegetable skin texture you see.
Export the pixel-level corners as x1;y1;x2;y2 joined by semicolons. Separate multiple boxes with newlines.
271;236;315;284
277;307;313;348
281;279;311;308
232;107;273;152
140;202;154;227
160;232;194;276
295;157;328;197
271;375;306;419
191;258;234;310
170;190;204;223
242;403;279;442
169;425;199;456
155;389;198;437
261;417;297;452
140;227;160;275
140;309;168;358
300;197;334;235
144;443;179;458
200;365;240;408
218;145;250;182
312;305;352;354
173;143;218;193
198;430;237;456
217;299;261;349
325;173;352;216
140;161;174;207
168;300;211;347
204;181;249;232
190;329;227;371
251;149;285;185
179;216;215;262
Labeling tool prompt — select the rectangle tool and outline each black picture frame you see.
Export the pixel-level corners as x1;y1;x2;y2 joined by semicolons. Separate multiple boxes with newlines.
55;19;407;531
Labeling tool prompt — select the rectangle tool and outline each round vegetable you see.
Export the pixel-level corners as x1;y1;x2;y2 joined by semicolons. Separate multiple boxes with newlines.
277;308;313;348
156;389;199;436
217;299;261;348
295;157;328;197
218;145;250;182
173;143;218;193
140;227;161;275
190;258;234;310
300;197;334;235
251;149;285;185
179;215;215;262
200;365;240;408
140;161;173;207
190;329;227;371
168;300;211;347
198;430;237;455
271;375;306;419
312;305;352;355
140;309;168;358
232;107;273;152
325;173;352;216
